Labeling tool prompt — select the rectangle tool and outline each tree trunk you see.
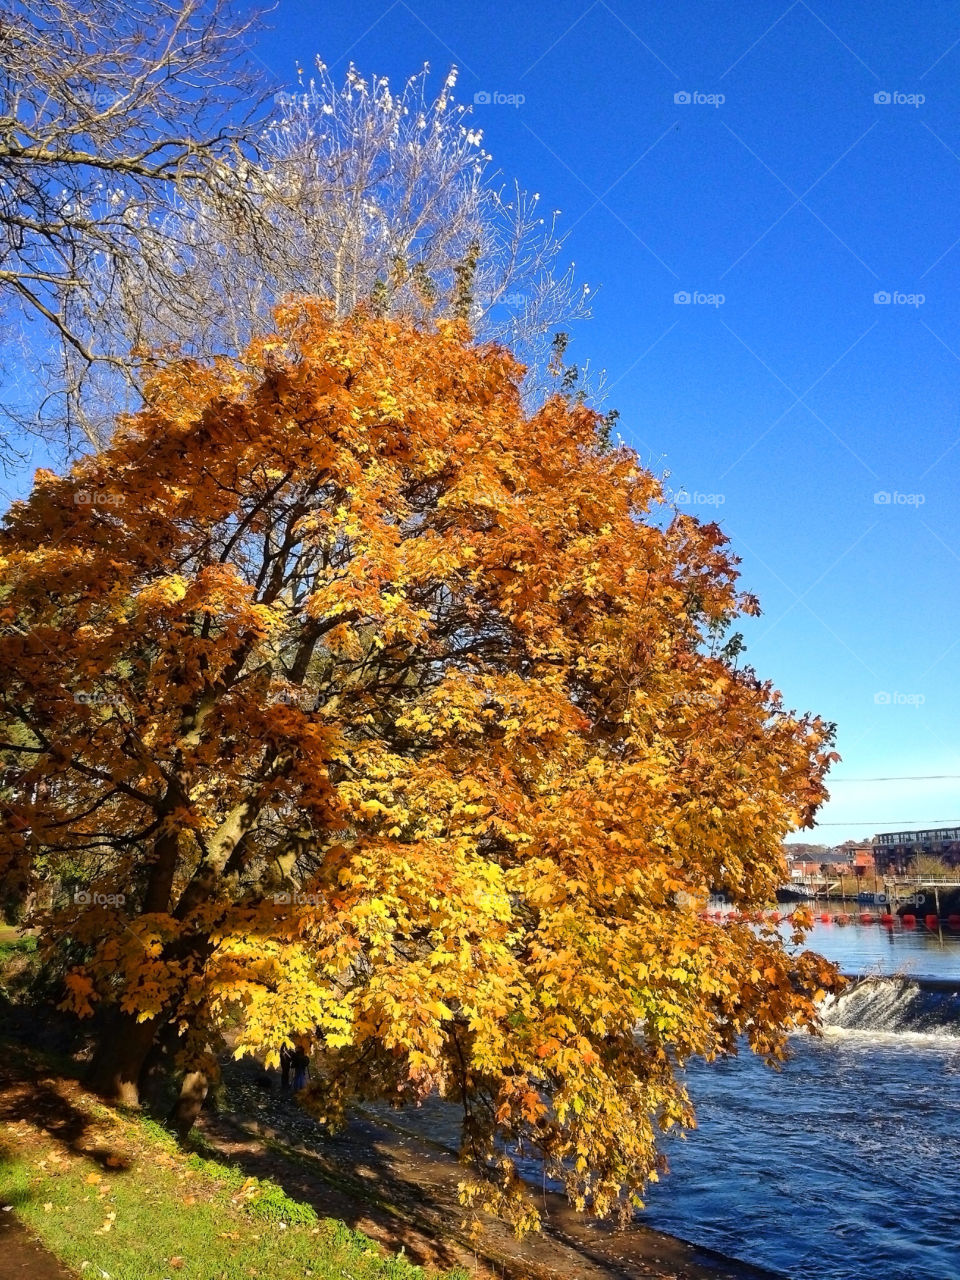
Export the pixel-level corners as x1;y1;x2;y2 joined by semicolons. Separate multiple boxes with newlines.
137;1019;185;1113
88;1012;159;1106
168;1069;209;1139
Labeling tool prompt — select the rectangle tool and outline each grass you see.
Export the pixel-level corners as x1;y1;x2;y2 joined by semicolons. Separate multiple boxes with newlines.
0;1049;467;1280
0;933;37;960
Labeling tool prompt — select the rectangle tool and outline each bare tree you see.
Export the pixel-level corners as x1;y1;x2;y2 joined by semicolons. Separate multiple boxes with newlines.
2;13;590;457
0;0;265;453
115;61;592;398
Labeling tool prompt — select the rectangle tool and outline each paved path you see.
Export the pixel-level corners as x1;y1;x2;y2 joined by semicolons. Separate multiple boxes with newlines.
0;1213;73;1280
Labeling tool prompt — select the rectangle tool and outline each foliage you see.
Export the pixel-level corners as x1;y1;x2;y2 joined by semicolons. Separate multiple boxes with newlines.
911;854;958;880
0;305;838;1228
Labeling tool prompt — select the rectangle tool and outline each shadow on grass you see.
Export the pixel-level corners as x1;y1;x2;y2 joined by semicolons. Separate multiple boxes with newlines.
0;1049;130;1172
195;1105;472;1274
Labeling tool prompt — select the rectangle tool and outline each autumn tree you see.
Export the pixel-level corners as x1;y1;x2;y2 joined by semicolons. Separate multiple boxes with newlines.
0;306;837;1227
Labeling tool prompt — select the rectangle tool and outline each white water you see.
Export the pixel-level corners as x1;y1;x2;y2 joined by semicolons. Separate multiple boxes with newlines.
819;975;960;1039
638;925;960;1279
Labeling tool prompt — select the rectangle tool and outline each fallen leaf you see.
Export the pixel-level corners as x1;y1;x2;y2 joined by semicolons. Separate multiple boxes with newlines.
84;1173;102;1186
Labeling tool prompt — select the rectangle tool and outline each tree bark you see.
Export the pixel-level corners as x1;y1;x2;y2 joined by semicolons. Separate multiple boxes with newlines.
137;1019;184;1112
168;1069;209;1139
88;1011;160;1106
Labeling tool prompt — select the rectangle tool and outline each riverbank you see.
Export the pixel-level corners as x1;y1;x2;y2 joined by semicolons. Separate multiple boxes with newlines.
0;1041;767;1280
209;1057;776;1280
0;1044;467;1280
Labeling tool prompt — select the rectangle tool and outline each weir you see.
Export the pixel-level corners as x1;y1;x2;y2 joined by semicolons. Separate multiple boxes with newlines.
820;974;960;1037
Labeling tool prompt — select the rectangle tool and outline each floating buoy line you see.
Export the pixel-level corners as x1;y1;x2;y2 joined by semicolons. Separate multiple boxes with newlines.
698;908;960;929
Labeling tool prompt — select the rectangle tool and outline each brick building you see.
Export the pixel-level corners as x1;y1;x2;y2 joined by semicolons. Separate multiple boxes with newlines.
872;828;960;874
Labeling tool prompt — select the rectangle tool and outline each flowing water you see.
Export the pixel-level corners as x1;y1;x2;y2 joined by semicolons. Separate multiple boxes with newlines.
637;920;960;1280
365;920;960;1279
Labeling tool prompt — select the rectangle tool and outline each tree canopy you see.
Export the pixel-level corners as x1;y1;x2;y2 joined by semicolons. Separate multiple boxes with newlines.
0;0;263;450
0;305;837;1228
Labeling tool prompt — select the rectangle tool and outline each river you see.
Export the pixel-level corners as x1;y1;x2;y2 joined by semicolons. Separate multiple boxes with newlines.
638;920;960;1280
365;919;960;1279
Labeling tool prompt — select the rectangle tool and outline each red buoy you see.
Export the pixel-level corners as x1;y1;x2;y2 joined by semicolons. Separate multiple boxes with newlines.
881;913;895;926
902;913;917;926
949;915;960;929
925;913;939;929
820;913;831;923
859;912;874;924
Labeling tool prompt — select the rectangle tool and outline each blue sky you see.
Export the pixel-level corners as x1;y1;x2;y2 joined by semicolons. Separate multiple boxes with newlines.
254;0;960;842
256;0;960;844
8;1;960;842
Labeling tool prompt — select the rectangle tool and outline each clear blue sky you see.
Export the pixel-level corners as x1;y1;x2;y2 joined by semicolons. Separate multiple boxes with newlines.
253;0;960;843
12;1;960;842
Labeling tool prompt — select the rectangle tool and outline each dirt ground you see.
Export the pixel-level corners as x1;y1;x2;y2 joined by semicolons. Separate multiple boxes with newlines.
201;1061;775;1280
0;1213;74;1280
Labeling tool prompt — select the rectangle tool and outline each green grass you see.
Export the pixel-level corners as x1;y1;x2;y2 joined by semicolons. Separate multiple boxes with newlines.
0;1062;467;1280
0;933;37;958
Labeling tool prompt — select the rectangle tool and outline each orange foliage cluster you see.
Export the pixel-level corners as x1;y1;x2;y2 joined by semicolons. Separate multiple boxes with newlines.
0;304;838;1228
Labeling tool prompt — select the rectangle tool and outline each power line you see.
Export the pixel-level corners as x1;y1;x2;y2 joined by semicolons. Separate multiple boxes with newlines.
808;818;960;827
829;775;960;783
